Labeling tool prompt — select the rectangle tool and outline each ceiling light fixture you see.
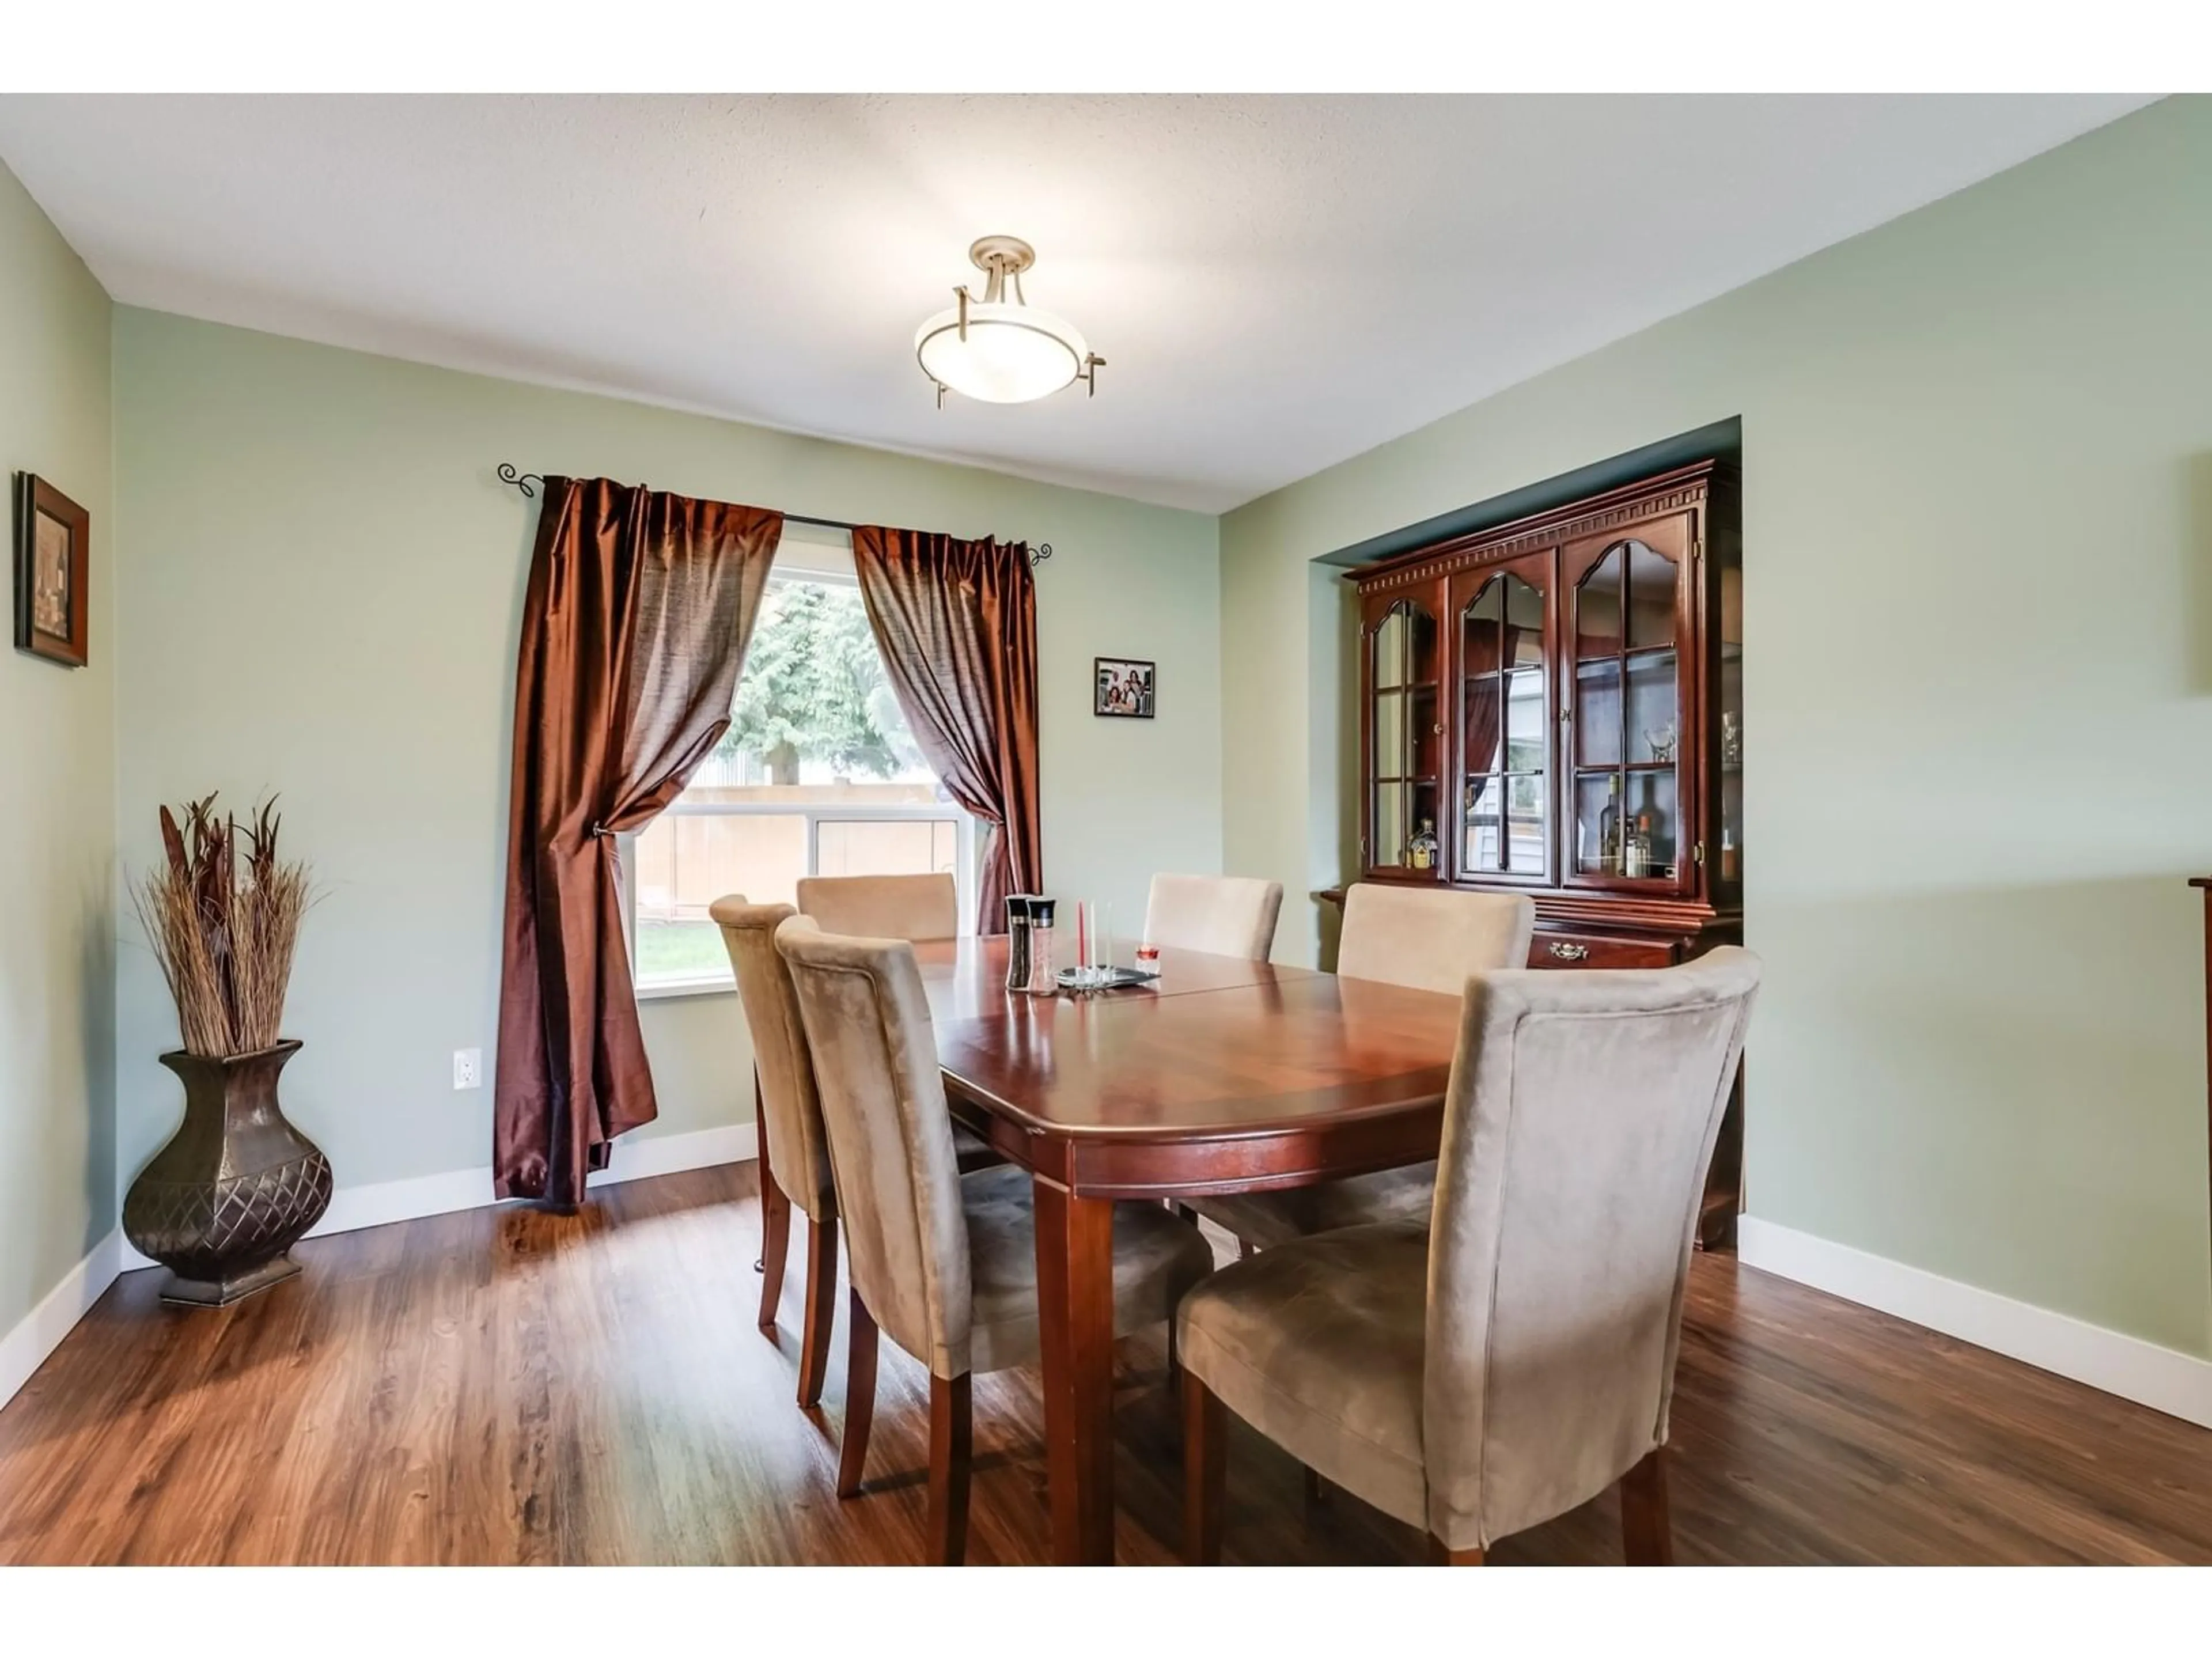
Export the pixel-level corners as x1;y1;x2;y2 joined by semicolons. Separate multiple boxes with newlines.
915;236;1104;408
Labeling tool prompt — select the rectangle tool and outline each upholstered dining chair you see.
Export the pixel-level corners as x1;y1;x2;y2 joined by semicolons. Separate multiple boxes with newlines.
791;870;996;1169
778;918;1214;1564
1142;873;1283;961
797;872;958;942
714;897;848;1411
1334;881;1537;995
1179;948;1760;1566
1187;884;1536;1252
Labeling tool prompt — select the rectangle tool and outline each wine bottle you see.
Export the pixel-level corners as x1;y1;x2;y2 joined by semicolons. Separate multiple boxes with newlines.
1599;777;1622;871
1409;817;1438;872
1635;775;1671;876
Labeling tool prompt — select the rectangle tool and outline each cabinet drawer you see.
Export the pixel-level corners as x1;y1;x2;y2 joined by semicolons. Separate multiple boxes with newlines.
1529;931;1679;969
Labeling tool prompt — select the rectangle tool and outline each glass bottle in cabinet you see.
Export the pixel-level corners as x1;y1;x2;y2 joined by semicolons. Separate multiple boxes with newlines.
1589;774;1622;874
1408;819;1440;870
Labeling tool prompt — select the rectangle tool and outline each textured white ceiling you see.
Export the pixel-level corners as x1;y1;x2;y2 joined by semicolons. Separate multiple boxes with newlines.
0;94;2153;511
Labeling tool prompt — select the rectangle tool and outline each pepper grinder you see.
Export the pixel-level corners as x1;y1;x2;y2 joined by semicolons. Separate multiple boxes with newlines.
1025;898;1058;995
1003;895;1033;994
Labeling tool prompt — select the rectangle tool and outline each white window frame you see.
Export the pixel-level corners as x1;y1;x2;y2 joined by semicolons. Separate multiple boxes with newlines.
627;528;976;1000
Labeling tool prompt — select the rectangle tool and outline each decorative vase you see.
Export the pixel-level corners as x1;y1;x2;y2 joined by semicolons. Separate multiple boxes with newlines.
122;1040;333;1307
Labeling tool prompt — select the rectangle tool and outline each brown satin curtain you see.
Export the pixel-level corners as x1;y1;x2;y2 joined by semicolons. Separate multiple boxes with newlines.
495;476;783;1205
850;528;1041;932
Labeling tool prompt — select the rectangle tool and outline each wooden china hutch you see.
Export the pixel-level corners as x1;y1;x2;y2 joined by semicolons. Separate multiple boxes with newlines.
1338;459;1745;1242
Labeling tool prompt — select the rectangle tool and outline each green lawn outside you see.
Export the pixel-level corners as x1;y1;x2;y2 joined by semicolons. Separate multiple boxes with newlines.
637;920;730;981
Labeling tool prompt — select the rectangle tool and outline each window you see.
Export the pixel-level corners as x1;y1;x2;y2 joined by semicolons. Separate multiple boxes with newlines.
626;533;972;995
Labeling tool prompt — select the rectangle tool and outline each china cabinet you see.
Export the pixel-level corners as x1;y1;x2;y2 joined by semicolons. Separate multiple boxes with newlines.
1343;460;1744;1238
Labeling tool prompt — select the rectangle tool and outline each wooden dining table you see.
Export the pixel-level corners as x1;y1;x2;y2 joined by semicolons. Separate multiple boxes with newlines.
908;933;1465;1566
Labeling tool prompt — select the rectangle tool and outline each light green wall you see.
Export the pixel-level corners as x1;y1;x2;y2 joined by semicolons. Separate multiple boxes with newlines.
112;312;1221;1197
1223;96;2212;1356
0;164;115;1335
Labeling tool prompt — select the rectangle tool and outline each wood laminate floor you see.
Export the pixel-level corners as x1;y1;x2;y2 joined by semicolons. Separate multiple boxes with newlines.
1;1161;2207;1565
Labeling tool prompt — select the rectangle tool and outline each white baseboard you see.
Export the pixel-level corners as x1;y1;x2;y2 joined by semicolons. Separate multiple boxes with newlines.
119;1120;758;1273
1738;1215;2212;1431
1;1229;123;1413
594;1121;756;1186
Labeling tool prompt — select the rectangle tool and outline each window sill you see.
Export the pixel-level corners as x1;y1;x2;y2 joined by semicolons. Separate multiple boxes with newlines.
636;976;736;1003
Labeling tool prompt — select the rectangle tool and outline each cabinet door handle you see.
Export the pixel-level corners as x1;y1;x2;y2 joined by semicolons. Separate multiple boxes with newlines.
1547;941;1590;961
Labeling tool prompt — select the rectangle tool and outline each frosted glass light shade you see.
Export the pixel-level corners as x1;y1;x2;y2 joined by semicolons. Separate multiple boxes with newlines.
915;301;1090;404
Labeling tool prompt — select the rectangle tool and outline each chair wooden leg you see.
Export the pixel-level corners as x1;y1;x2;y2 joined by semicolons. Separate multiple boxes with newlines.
757;1171;791;1332
927;1372;974;1566
835;1290;879;1499
1183;1370;1226;1565
796;1209;839;1408
1430;1539;1487;1565
752;1070;777;1279
1620;1446;1673;1566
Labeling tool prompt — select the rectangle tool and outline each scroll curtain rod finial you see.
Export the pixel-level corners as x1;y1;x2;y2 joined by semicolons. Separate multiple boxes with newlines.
497;463;543;499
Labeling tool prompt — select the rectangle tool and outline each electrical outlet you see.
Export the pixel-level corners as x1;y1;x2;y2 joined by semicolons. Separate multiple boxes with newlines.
453;1047;483;1090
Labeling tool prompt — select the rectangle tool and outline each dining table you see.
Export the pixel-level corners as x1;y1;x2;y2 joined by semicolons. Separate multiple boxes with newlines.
907;933;1465;1566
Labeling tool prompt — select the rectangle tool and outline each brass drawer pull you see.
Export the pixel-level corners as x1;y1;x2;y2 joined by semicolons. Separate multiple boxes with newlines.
1547;941;1590;962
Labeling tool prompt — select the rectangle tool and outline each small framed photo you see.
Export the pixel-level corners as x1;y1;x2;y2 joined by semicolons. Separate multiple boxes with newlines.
1094;656;1155;719
14;474;89;669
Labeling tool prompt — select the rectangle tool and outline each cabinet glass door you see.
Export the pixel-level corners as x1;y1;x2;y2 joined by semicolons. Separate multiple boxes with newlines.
1453;552;1553;883
1365;592;1442;875
1567;532;1690;889
1717;560;1743;896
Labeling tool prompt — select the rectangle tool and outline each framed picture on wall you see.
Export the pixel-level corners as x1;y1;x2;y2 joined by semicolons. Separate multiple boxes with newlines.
14;473;89;669
1094;656;1155;719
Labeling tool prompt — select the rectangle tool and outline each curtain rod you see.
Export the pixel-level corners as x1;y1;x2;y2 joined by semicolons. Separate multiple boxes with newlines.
495;464;1052;568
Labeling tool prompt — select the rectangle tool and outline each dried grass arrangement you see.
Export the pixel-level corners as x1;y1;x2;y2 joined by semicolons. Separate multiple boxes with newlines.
133;794;314;1059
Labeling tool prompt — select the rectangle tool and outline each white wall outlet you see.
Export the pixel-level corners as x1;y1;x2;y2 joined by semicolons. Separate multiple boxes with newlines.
453;1047;483;1090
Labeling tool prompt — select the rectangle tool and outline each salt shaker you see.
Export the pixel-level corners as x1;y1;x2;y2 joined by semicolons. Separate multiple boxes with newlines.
1003;895;1033;994
1025;898;1058;995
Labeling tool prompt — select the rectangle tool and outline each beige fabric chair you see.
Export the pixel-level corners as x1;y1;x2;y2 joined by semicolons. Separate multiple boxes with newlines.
1189;884;1536;1252
1180;948;1760;1565
790;870;993;1171
777;919;1215;1563
797;872;958;942
1335;882;1537;995
714;897;845;1409
1143;873;1283;961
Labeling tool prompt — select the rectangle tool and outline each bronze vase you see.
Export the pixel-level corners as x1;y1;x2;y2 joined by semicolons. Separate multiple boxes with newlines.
122;1040;334;1307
